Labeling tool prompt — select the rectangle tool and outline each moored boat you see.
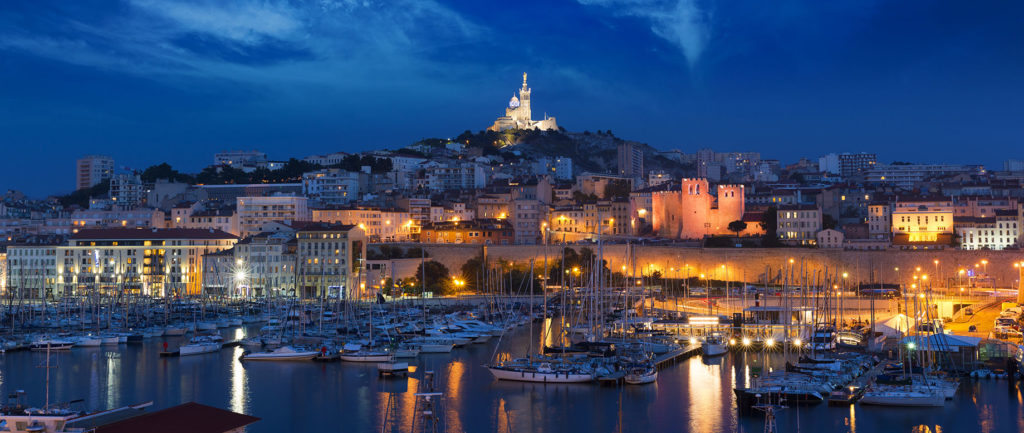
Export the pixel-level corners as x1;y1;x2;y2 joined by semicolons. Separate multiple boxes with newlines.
241;346;318;361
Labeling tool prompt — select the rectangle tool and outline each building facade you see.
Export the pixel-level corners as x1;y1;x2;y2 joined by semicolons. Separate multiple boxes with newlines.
652;179;745;240
777;205;822;246
75;155;114;191
295;223;365;299
236;195;310;236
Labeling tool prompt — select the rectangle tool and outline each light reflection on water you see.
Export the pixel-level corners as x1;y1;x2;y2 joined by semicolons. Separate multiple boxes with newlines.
0;325;1016;433
229;347;247;414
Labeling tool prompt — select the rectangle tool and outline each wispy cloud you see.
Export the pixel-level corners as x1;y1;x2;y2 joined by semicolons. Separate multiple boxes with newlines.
578;0;712;67
0;0;484;89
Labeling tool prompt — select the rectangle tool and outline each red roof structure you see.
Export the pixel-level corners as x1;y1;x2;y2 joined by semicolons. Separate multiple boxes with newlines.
95;402;260;433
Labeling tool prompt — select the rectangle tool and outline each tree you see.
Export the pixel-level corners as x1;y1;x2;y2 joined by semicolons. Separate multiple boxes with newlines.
459;255;484;292
760;207;783;247
603;180;631;200
140;163;192;183
414;260;451;295
727;220;747;236
822;214;838;230
57;179;110;208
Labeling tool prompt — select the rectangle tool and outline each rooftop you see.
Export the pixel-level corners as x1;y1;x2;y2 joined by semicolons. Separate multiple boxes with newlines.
71;228;237;241
95;402;259;433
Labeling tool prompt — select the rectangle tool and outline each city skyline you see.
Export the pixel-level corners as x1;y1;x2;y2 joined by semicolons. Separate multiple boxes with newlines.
2;1;1023;196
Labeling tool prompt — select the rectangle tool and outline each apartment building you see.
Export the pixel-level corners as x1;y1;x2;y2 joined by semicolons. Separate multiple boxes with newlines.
236;195;310;236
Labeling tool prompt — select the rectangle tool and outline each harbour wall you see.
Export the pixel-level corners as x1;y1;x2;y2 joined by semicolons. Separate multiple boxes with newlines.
379;243;1024;287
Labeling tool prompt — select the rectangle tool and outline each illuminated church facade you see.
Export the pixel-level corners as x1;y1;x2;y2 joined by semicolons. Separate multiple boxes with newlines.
489;73;558;132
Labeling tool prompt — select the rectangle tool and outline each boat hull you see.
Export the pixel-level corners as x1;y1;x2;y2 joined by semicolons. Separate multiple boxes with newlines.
487;367;594;383
179;343;221;356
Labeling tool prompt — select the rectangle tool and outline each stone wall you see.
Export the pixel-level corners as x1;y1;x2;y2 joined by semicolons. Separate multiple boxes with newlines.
387;243;1024;288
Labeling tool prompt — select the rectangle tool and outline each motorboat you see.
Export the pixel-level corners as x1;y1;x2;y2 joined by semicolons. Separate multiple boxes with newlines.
70;336;102;347
163;325;187;336
624;367;658;385
702;334;728;357
179;336;221;356
241;346;319;361
29;339;75;351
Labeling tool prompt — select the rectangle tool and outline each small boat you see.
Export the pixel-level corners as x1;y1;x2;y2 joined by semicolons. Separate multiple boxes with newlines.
70;336;102;347
179;336;221;356
392;346;420;358
29;339;75;351
970;369;992;379
196;321;218;331
859;387;944;407
624;367;658;385
702;334;728;357
164;325;187;336
241;346;319;361
339;350;392;362
98;335;120;345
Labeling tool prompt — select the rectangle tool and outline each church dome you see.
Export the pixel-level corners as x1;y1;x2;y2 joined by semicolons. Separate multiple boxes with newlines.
509;95;520;108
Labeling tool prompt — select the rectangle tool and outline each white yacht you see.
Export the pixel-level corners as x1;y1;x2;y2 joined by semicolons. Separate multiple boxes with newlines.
179;336;221;356
241;346;319;361
701;334;729;357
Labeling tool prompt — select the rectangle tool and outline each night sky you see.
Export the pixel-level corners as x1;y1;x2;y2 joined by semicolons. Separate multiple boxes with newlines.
1;0;1022;196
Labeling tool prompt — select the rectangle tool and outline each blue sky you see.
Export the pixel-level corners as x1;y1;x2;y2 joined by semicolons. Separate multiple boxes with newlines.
1;0;1022;196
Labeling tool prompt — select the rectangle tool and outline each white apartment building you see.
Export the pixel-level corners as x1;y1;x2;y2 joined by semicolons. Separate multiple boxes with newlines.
109;173;146;208
237;195;310;236
302;169;361;204
425;163;485;192
214;150;266;167
303;152;348;166
956;210;1019;250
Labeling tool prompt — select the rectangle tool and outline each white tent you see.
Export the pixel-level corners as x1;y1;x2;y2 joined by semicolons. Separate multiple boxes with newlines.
876;314;915;338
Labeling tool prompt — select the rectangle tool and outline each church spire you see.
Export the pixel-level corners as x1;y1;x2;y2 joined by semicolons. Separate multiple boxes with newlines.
522;72;528;88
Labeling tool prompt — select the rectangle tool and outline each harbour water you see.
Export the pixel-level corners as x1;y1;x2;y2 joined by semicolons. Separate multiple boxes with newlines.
0;324;1020;433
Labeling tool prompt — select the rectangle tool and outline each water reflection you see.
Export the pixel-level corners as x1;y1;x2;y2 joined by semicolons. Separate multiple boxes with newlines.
847;403;856;433
229;347;247;414
687;355;722;433
0;325;1016;433
105;352;120;408
445;361;464;432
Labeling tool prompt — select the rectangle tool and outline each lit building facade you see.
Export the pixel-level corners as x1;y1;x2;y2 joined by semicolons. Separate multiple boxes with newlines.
489;73;557;132
777;204;822;245
295;223;365;299
956;211;1018;250
237;195;310;236
419;219;513;245
891;204;953;247
311;206;415;242
302;169;361;204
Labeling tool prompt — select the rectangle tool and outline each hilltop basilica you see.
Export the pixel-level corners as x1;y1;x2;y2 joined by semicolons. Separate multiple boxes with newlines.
488;73;558;132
